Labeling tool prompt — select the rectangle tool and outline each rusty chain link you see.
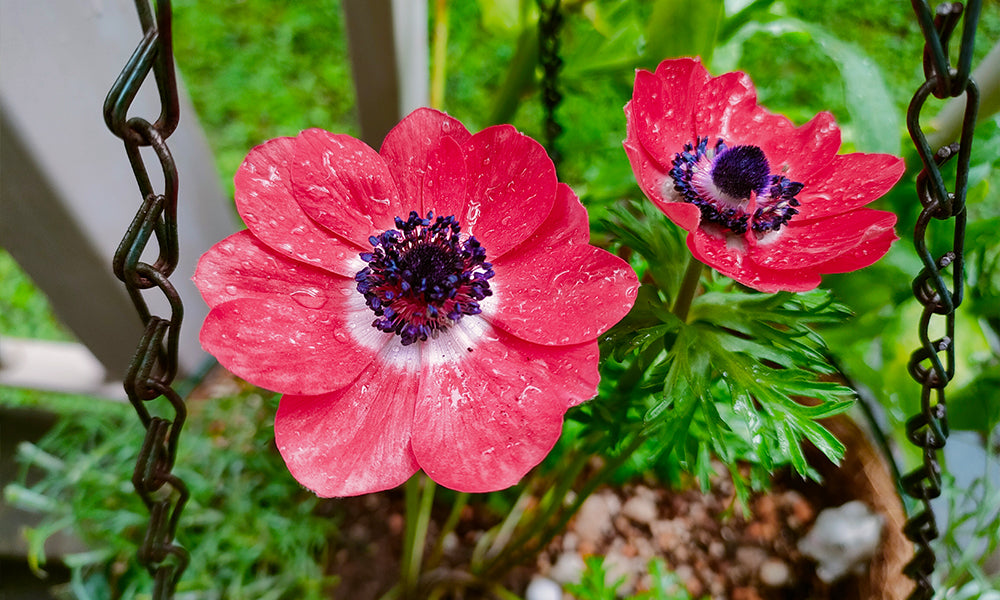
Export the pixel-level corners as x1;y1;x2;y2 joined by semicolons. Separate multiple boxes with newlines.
902;1;980;598
103;1;189;597
538;0;564;167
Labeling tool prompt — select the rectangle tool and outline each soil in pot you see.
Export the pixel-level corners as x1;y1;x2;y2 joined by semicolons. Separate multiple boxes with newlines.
323;415;909;599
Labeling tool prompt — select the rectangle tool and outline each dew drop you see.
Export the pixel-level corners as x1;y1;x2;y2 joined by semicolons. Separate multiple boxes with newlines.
290;289;327;309
224;285;238;296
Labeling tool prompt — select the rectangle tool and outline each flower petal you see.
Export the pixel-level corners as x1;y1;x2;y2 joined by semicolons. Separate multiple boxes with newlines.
795;153;906;221
200;294;379;396
380;107;471;220
412;319;599;492
491;246;637;345
234;136;363;276
660;201;703;233
694;71;759;141
685;207;898;292
290;128;406;247
490;186;637;345
194;230;360;308
686;229;822;293
626;58;708;170
806;213;899;274
758;111;841;182
512;183;591;248
418;135;469;222
462;124;557;259
275;362;420;497
750;208;898;271
623;134;670;206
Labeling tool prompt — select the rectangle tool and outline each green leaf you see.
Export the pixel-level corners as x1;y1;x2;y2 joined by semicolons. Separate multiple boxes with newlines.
561;2;646;77
715;18;900;154
718;0;778;43
645;0;725;66
947;370;1000;434
475;0;526;36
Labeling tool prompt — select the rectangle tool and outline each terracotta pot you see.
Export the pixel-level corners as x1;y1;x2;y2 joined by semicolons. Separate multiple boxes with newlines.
802;414;912;600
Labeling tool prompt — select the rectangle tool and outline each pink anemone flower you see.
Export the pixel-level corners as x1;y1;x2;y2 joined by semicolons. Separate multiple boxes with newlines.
624;57;905;292
194;108;638;497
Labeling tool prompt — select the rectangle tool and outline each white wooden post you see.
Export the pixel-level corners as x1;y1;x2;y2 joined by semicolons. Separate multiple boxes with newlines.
0;0;237;383
342;0;429;147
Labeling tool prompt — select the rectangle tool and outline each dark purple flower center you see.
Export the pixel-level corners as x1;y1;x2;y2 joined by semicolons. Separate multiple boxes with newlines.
669;137;804;235
355;211;494;346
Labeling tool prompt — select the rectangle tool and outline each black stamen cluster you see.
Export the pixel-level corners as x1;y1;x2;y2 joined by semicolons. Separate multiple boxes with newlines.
671;137;752;234
669;137;804;236
355;211;494;346
751;176;804;233
711;145;770;200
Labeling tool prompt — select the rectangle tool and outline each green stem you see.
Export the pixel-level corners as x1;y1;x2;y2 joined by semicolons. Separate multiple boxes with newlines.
480;432;645;579
672;255;704;322
400;475;436;598
488;26;538;125
430;0;449;111
476;434;596;571
471;483;533;568
424;491;468;570
377;584;401;600
489;583;524;600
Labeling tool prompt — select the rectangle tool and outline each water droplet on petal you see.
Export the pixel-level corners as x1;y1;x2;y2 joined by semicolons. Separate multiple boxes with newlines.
224;285;238;295
291;289;327;309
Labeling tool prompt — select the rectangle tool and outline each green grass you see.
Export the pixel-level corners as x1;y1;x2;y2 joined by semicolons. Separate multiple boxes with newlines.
171;0;358;200
0;249;71;342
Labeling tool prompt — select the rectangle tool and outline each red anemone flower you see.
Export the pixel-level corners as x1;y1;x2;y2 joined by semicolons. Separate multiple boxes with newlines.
194;108;638;497
624;57;904;292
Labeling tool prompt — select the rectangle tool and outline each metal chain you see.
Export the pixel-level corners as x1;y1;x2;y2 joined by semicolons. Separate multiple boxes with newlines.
103;1;189;597
902;2;980;598
537;0;564;167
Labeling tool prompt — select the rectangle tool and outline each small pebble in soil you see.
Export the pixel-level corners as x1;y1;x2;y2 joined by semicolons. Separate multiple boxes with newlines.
575;492;617;545
759;557;792;587
525;576;562;600
798;500;884;583
550;552;585;584
622;488;659;524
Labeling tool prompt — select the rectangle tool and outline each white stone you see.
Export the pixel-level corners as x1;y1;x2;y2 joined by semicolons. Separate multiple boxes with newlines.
759;558;791;587
561;531;579;552
525;576;562;600
549;552;586;585
735;545;768;572
621;494;658;525
575;493;616;544
797;500;885;583
602;547;638;597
